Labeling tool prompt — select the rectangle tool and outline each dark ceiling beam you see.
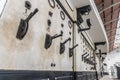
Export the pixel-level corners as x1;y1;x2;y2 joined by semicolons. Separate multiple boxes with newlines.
104;18;119;25
102;7;120;21
99;1;120;14
106;27;117;32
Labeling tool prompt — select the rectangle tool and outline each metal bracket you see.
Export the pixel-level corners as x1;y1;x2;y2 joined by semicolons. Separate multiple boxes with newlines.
45;31;63;49
25;1;31;10
78;18;91;33
60;37;71;54
69;44;78;57
16;8;39;40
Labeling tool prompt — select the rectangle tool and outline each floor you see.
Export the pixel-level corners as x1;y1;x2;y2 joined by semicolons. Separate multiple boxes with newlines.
100;76;119;80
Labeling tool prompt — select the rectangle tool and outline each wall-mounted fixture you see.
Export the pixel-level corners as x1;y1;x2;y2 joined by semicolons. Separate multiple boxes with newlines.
16;8;39;40
47;19;51;26
48;0;55;8
49;11;53;17
78;18;92;33
82;52;87;61
45;31;63;49
25;1;31;10
68;20;73;29
83;54;89;62
76;5;91;32
76;14;83;26
60;11;65;20
77;5;91;15
60;37;71;54
94;41;106;50
76;5;91;24
69;44;78;57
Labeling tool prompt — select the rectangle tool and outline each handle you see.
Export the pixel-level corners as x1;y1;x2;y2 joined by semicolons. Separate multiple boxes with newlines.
26;8;39;22
52;31;63;39
71;44;78;50
63;38;71;44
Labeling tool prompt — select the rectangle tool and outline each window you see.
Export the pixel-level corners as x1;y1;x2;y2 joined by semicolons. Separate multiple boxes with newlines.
0;0;7;17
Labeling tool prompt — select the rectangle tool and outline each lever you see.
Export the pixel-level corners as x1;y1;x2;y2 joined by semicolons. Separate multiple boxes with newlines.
69;44;78;57
16;8;39;40
60;37;71;54
45;31;63;49
52;31;63;39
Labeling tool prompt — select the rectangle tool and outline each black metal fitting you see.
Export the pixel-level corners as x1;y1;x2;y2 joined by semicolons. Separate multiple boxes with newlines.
69;44;78;57
61;23;64;28
45;31;63;49
60;37;71;54
25;1;31;10
78;18;92;33
49;11;53;17
77;5;91;15
16;8;39;40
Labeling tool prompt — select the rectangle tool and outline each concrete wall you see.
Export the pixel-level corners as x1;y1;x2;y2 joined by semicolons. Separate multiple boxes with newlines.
0;0;101;73
0;0;75;71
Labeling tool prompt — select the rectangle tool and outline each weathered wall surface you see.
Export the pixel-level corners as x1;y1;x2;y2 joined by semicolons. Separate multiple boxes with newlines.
0;0;98;73
0;0;76;71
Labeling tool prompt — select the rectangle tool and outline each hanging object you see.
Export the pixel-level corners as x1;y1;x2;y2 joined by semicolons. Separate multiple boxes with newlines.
60;37;71;54
16;8;39;40
48;0;55;8
69;44;78;57
45;31;63;49
60;11;65;20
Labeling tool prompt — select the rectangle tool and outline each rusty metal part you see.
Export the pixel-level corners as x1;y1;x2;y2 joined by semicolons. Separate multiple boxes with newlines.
69;44;78;57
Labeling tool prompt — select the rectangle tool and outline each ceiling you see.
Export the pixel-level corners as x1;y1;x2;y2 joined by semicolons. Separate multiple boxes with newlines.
69;0;108;52
94;0;120;52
